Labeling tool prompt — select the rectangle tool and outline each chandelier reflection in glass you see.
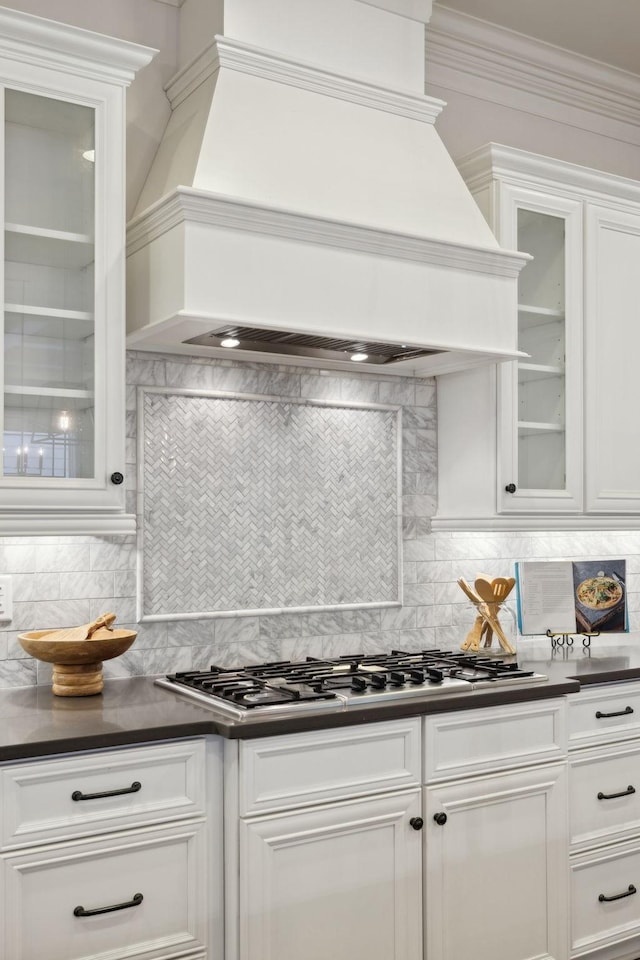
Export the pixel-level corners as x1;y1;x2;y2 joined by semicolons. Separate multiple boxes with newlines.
6;407;79;478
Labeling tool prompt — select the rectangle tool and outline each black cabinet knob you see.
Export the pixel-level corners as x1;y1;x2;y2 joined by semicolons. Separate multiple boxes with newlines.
110;472;124;485
409;817;424;831
433;812;447;826
504;483;517;494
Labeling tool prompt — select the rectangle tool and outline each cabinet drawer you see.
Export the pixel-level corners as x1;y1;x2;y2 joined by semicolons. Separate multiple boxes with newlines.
424;698;566;781
1;739;205;847
238;719;421;815
571;840;640;956
570;742;640;851
2;820;207;960
569;683;640;749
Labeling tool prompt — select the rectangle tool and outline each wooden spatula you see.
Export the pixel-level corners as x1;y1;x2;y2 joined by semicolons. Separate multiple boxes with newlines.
473;579;515;655
461;615;484;651
491;577;516;603
42;613;117;643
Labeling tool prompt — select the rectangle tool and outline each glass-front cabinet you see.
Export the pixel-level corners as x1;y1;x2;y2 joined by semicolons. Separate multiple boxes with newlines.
497;187;583;513
4;91;96;485
0;7;153;533
436;144;640;529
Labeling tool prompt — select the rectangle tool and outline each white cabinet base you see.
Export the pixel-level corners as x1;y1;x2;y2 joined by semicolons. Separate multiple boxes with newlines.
239;789;423;960
426;763;569;960
2;820;208;960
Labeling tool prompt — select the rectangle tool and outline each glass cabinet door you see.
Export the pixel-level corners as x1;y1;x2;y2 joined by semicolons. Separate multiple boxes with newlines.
498;189;583;513
3;88;95;482
516;209;566;491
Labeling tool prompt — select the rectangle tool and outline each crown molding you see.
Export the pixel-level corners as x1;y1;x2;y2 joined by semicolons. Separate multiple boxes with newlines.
127;187;529;278
458;143;640;209
432;514;640;532
0;6;156;85
427;6;640;138
166;35;445;123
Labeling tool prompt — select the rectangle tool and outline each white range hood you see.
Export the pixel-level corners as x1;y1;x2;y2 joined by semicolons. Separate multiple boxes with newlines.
126;0;528;376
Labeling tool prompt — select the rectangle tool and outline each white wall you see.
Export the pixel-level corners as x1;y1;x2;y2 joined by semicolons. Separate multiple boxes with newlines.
0;0;181;216
1;2;639;214
427;6;640;179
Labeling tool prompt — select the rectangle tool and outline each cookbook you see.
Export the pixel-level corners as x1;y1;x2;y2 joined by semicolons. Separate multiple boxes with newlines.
515;559;628;635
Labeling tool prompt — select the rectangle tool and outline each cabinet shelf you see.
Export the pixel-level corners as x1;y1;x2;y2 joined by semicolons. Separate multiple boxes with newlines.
5;385;93;403
5;303;94;341
518;304;565;319
517;420;565;437
5;223;94;269
518;362;564;381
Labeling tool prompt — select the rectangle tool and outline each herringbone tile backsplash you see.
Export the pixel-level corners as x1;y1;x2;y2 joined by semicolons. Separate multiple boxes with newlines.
140;391;401;617
2;351;639;688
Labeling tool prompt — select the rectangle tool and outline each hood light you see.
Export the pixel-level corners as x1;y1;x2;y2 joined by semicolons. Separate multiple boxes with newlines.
350;352;368;362
82;149;95;163
220;336;240;348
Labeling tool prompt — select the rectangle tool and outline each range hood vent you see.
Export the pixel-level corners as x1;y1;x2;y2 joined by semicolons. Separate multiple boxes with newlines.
185;326;442;365
127;0;529;377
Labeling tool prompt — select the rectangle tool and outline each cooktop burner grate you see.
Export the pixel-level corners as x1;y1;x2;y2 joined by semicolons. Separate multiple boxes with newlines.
156;648;547;719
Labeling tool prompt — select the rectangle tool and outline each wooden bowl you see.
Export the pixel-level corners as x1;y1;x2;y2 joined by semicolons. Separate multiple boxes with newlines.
18;628;137;697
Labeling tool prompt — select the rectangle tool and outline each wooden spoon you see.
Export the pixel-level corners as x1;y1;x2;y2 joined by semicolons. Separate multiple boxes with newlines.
42;613;117;643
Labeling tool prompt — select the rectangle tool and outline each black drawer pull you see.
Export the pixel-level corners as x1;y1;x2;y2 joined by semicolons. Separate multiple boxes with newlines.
599;884;636;903
71;781;141;802
598;785;636;801
595;706;634;719
74;892;143;917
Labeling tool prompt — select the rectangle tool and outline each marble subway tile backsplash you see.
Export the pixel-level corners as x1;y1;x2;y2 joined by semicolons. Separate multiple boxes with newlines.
1;351;640;687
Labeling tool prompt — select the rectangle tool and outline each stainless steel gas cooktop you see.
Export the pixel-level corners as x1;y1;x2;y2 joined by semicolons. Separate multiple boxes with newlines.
156;649;547;720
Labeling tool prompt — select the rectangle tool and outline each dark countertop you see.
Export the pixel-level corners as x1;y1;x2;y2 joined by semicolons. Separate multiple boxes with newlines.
1;636;639;762
517;634;640;686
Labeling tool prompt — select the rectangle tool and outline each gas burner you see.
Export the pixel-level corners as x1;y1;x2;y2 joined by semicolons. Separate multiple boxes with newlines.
156;648;548;719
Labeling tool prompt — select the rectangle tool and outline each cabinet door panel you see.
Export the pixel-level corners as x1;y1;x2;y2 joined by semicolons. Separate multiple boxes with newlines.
570;743;640;851
0;9;150;533
426;763;568;960
571;840;640;956
497;186;583;514
585;205;640;512
240;790;422;960
2;820;207;960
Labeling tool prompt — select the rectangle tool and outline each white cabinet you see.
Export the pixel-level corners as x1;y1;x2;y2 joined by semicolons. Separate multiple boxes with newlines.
227;707;571;960
423;699;570;960
0;7;153;535
0;737;220;960
3;820;208;960
497;189;584;514
584;205;640;512
425;764;568;960
435;144;640;529
240;790;423;960
568;681;640;959
226;719;424;960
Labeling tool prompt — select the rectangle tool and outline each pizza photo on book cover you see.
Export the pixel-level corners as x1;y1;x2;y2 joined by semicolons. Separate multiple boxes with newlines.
572;560;626;633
